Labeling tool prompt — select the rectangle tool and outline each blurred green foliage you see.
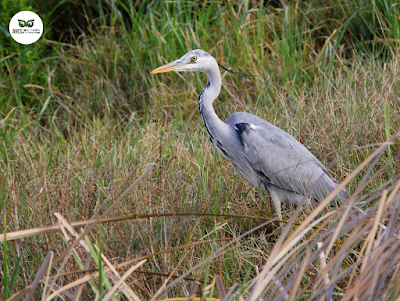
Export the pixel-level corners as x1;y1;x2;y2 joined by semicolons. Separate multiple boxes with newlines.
0;0;32;44
0;0;399;112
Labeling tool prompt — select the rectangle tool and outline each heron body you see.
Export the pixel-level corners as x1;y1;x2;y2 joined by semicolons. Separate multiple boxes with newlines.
151;49;347;218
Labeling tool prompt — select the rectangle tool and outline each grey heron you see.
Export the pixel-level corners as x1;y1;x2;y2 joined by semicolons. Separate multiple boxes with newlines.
151;49;347;218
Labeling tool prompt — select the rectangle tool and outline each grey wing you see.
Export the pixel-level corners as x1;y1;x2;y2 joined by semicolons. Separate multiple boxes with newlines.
227;113;346;202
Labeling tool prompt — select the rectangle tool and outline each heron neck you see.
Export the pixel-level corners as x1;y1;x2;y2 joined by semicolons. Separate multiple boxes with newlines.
198;67;228;140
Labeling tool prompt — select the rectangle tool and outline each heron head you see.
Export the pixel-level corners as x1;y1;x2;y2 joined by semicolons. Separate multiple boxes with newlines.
151;49;217;74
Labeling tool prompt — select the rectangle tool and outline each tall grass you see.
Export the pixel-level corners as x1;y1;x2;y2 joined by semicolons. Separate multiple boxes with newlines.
1;0;400;299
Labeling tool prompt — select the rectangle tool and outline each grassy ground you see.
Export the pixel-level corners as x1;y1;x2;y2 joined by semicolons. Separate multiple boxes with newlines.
1;0;400;300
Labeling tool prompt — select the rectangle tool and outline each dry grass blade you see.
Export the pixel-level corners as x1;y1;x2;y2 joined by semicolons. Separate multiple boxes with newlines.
23;238;230;284
341;238;399;300
115;238;231;271
188;281;201;301
243;129;400;301
0;213;278;242
215;275;227;300
313;179;400;293
72;252;92;301
8;165;154;301
54;212;139;300
361;189;387;273
51;163;154;268
247;211;335;300
300;140;395;259
154;220;277;300
23;251;53;301
11;238;229;301
41;252;54;301
223;283;239;301
45;270;103;300
102;259;147;301
160;297;221;301
317;242;329;286
287;250;311;301
152;252;190;300
246;140;393;301
307;190;400;298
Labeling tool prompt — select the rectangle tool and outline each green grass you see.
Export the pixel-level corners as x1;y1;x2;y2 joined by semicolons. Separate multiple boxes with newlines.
1;0;400;299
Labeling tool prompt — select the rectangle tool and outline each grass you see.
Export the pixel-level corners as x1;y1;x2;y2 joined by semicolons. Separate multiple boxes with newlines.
1;0;400;299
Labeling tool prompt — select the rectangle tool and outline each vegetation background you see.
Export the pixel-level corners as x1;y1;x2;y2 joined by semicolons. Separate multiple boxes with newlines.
1;0;400;300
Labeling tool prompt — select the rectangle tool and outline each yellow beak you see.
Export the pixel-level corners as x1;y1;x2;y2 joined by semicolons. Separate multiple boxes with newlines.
151;60;185;74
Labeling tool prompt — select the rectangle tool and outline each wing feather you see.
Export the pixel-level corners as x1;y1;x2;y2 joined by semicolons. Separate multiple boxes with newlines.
226;112;346;202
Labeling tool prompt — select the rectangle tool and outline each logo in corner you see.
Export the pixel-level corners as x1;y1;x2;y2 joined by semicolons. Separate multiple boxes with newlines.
9;11;43;45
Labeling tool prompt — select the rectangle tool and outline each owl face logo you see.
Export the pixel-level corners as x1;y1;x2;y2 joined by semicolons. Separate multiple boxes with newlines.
18;19;34;27
10;11;43;44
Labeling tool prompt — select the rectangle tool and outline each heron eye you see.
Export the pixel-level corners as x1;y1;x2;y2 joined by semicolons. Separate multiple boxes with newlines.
191;56;197;62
